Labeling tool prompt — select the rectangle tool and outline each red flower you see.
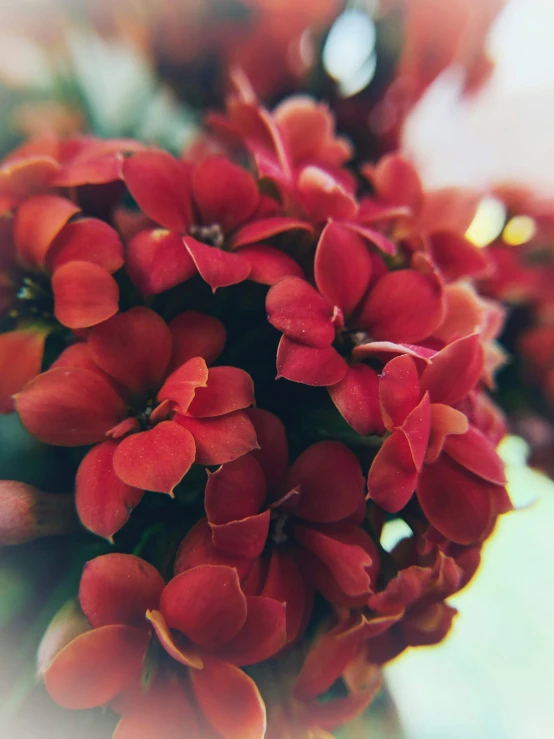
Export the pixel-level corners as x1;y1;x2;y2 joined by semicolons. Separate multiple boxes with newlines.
15;307;257;538
367;350;511;544
0;194;123;411
42;553;285;738
267;226;445;433
176;409;378;643
122;151;309;293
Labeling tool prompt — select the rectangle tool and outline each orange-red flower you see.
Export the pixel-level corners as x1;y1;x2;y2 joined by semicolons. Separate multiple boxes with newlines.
15;307;257;537
42;553;285;738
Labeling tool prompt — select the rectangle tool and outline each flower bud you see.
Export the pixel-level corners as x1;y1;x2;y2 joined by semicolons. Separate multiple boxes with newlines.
0;481;79;546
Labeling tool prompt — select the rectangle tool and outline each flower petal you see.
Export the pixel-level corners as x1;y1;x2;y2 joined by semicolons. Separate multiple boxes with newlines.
79;553;164;628
191;658;267;739
417;454;495;544
183;236;251;291
48;218;124;273
315;222;372;317
428;230;490;282
113;422;196;494
211;596;287;666
174;519;255;581
231;217;312;247
160;565;247;647
267;276;335;348
175;411;258;465
0;328;48;413
443;425;506;484
52;260;119;329
157;357;209;415
43;625;148;709
402;393;431;472
210;512;271;560
125;229;196;296
297;166;358;223
191;156;259;234
238;244;304;285
419;333;483;405
145;610;203;669
276;336;348;386
112;674;200;739
168;310;227;369
379;354;420;429
206;455;267;524
367;154;423;212
286;441;364;524
186;366;255;418
367;431;418;512
16;367;126;446
88;307;172;396
14;194;79;270
76;441;144;538
123;150;191;231
358;269;445;343
328;364;384;436
261;549;312;644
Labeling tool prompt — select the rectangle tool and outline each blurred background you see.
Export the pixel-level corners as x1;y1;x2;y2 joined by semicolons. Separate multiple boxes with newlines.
1;0;554;737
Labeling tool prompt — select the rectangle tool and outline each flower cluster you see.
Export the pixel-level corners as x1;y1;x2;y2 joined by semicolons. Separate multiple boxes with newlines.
1;87;512;738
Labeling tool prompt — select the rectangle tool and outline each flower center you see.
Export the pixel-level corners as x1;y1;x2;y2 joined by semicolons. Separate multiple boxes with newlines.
270;509;290;544
188;223;225;248
334;327;371;360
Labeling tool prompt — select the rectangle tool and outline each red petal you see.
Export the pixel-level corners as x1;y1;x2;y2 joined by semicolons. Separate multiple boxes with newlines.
43;625;148;709
314;222;372;317
286;441;364;523
168;310;226;369
14;194;79;270
206;455;267;524
426;403;469;463
358;269;445;343
246;408;289;490
76;441;144;538
211;596;286;666
16;367;126;446
419;333;483;405
175;411;258;465
261;549;312;644
231;216;312;247
238;244;304;285
157;357;209;414
342;222;397;256
417;454;495;544
267;277;334;348
186;366;255;418
276;336;348;386
145;611;203;669
297;166;358;222
52;261;119;329
125;229;196;296
368;154;423;212
0;328;48;413
113;421;196;494
161;565;247;647
428;230;490;282
88;307;172;396
367;431;418;512
443;425;506;484
123;150;191;231
174;519;255;582
402;393;431;472
48;218;124;273
191;156;259;234
79;553;164;628
379;354;420;429
293;523;375;598
328;364;384;436
211;512;271;560
191;658;266;739
183;236;251;291
113;674;200;739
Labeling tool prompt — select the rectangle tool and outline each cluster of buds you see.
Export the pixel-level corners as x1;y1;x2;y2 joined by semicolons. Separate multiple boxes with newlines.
1;84;511;737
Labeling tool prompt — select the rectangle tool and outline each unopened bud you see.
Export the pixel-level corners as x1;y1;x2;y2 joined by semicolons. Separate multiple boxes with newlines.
0;481;79;546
